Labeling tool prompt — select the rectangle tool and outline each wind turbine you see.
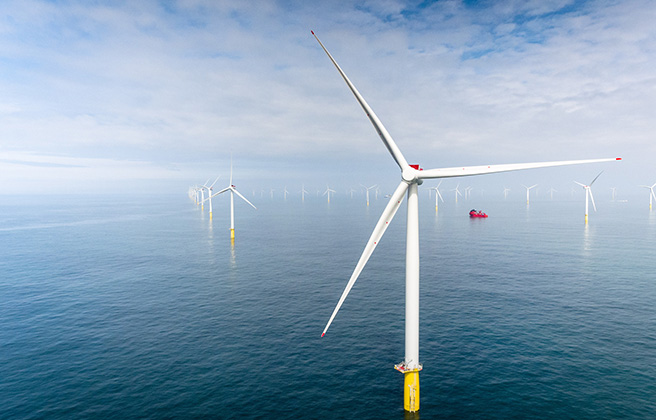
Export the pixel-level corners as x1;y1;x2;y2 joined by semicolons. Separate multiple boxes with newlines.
361;184;377;206
284;186;289;201
548;187;557;200
301;184;309;202
202;176;221;220
429;181;444;212
610;187;616;202
574;171;603;224
452;184;462;203
503;187;511;199
323;186;336;203
206;162;256;240
522;184;537;205
199;178;209;209
464;186;473;200
640;183;656;210
312;31;620;413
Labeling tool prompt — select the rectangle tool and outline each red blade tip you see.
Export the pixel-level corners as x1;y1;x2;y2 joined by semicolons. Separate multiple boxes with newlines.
311;30;315;35
616;157;622;160
321;332;325;337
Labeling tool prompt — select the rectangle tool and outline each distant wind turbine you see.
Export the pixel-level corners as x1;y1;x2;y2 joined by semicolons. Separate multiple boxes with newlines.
452;184;462;203
361;184;377;206
312;30;620;413
202;176;221;220
640;183;656;210
430;181;444;212
206;161;256;240
323;186;336;203
574;171;603;223
503;187;510;199
522;184;537;205
301;184;309;202
548;187;557;200
464;186;473;200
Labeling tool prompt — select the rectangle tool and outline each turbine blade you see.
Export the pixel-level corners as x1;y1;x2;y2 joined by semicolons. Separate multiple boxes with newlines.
418;157;621;179
209;175;221;189
211;187;230;198
589;171;604;186
312;31;409;171
589;188;597;212
321;181;409;337
574;181;586;187
232;188;257;209
437;189;444;202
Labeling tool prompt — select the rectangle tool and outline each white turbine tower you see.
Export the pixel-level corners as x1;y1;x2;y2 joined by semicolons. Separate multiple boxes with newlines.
464;186;473;200
207;162;256;240
548;187;557;200
430;181;444;212
503;187;511;199
361;184;377;206
301;184;309;202
199;178;209;209
202;176;221;220
522;184;537;205
323;186;336;203
610;187;616;202
574;171;603;224
312;31;620;413
640;183;656;210
452;184;462;203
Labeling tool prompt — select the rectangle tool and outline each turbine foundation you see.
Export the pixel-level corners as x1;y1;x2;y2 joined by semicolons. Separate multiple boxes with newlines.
395;363;422;412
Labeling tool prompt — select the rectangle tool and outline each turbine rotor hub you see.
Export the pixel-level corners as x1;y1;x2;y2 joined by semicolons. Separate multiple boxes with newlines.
402;166;422;185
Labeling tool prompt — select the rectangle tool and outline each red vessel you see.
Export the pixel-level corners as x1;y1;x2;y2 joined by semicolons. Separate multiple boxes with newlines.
469;209;488;218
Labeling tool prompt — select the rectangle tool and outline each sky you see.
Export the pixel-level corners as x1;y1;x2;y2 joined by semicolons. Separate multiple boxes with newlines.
0;0;654;198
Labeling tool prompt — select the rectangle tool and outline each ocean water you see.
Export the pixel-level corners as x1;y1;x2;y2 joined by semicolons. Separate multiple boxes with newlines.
1;193;654;419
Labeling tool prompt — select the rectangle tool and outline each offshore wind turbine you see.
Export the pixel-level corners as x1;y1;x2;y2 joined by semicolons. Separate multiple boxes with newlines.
206;162;256;240
301;184;309;202
312;31;620;413
522;184;537;205
464;186;473;200
548;187;557;200
361;184;377;206
574;171;603;224
429;181;444;212
452;184;462;203
503;187;511;199
640;183;656;210
199;178;209;209
323;186;336;203
202;176;221;220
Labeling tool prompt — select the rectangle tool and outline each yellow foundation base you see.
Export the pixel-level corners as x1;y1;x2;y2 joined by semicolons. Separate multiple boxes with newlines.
395;364;421;412
585;214;588;224
209;212;213;220
230;228;235;240
404;371;420;412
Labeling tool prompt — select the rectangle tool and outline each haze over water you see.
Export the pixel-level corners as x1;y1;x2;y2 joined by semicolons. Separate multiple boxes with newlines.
1;193;654;419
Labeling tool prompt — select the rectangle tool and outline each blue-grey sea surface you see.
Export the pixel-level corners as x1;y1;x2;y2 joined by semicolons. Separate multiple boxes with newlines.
1;193;654;419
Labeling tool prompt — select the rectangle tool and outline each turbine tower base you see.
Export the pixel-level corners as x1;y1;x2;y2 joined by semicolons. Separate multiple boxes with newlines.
395;363;422;412
230;228;235;240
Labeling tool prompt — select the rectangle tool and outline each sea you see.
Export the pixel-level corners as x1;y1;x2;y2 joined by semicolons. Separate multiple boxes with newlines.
1;192;654;419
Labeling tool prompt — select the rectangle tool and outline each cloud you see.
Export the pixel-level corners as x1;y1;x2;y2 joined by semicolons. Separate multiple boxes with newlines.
0;0;653;194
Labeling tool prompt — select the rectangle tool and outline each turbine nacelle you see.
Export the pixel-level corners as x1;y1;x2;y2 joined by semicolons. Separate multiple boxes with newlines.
402;165;423;185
